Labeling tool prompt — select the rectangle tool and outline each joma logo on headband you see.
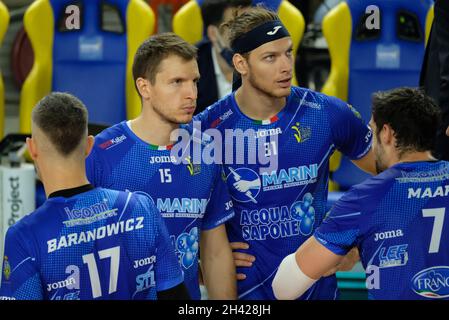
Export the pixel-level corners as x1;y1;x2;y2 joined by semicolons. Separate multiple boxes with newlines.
267;26;282;35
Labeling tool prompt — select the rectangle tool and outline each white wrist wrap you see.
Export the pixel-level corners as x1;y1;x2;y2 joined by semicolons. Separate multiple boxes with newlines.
272;253;317;300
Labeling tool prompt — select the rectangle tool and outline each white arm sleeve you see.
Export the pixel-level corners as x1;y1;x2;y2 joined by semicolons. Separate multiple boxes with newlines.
272;253;318;300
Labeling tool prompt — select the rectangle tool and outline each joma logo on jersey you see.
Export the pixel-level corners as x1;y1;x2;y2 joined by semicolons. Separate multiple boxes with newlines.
133;255;156;269
302;101;321;109
99;134;126;149
374;229;404;241
47;277;76;292
150;155;177;164
408;185;449;199
254;127;282;139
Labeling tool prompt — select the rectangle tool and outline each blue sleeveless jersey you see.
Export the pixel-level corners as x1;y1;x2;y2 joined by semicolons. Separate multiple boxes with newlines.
193;86;372;299
315;161;449;299
0;188;182;300
85;121;235;299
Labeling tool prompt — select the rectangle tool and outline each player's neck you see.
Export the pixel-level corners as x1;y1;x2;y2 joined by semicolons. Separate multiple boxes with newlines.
395;150;436;166
235;84;286;120
130;111;179;147
40;161;90;198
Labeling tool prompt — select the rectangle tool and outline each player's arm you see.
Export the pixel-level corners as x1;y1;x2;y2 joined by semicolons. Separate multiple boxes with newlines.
327;96;376;175
272;236;343;300
273;186;364;299
202;165;241;287
85;136;109;187
351;147;376;175
0;225;44;300
323;247;360;276
85;141;99;186
200;224;237;299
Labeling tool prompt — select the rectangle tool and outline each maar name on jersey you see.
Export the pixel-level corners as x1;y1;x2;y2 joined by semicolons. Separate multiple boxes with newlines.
315;161;449;299
408;185;449;199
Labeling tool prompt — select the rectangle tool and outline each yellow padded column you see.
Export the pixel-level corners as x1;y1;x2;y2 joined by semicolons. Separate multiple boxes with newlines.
0;0;9;138
126;0;155;120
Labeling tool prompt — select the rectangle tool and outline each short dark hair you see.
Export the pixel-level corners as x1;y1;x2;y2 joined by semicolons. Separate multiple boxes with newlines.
220;6;279;50
32;92;88;157
372;87;441;155
132;33;197;86
201;0;252;27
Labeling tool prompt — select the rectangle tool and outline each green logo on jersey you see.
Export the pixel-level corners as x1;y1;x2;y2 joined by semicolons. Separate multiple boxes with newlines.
185;157;201;176
3;256;11;281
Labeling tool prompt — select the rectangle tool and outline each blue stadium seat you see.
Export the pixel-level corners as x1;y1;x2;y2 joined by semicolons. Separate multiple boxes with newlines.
322;0;434;191
19;0;155;133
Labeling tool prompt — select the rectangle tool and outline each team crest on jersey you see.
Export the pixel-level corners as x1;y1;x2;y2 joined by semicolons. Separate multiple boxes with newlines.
3;256;11;281
185;156;201;176
291;122;311;143
347;104;362;119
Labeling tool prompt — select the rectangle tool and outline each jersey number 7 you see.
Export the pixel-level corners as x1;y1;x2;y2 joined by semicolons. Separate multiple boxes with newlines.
422;208;446;254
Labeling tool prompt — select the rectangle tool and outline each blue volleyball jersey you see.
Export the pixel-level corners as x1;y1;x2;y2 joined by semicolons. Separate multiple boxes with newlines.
193;86;373;299
85;121;235;300
315;161;449;300
0;188;183;300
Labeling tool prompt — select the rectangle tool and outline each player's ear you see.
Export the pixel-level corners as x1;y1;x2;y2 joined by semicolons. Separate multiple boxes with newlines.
26;137;38;161
233;53;248;76
85;135;95;157
136;77;152;100
381;124;394;145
